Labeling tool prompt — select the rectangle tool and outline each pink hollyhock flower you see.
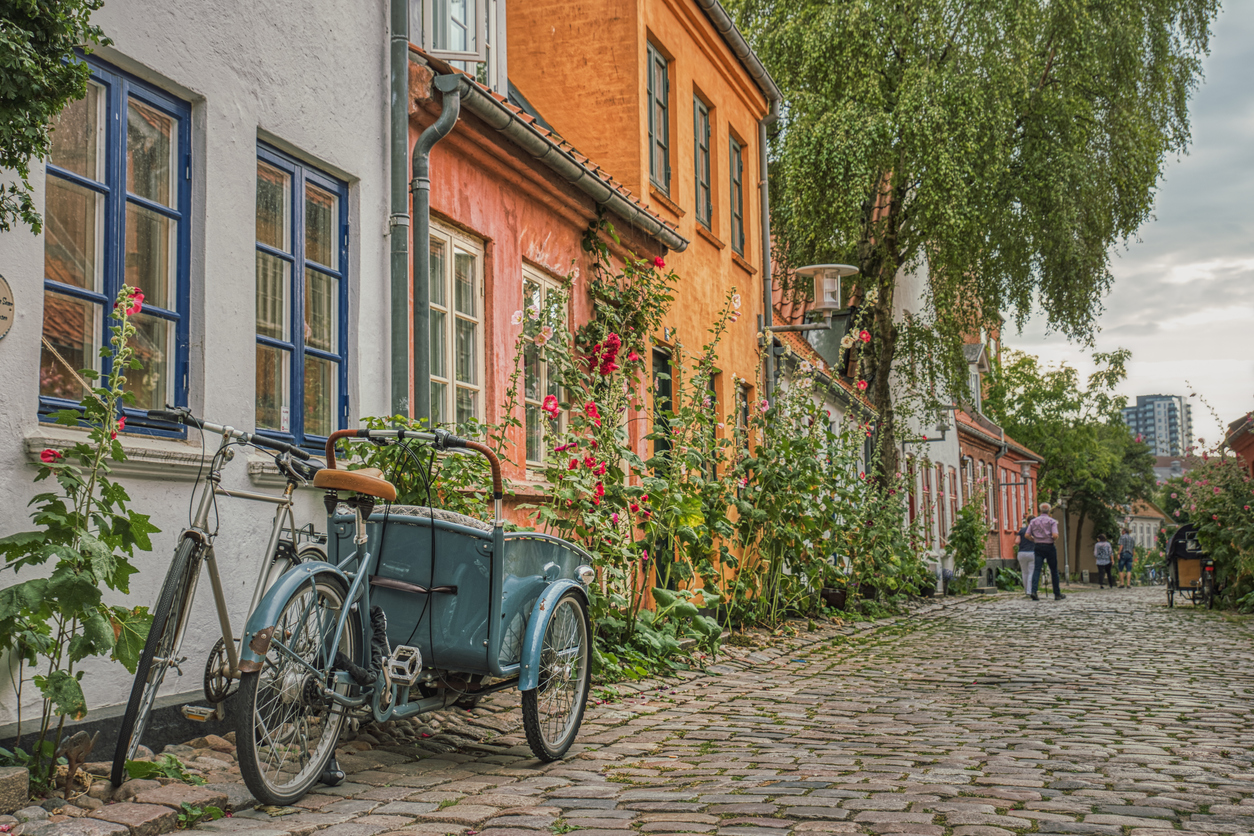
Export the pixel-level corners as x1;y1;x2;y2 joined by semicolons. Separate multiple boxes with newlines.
39;448;62;464
542;394;560;418
612;513;619;524
859;329;871;343
642;550;650;563
653;256;665;268
1171;492;1177;498
511;310;524;325
856;380;868;391
125;289;145;316
642;509;651;519
1214;487;1221;494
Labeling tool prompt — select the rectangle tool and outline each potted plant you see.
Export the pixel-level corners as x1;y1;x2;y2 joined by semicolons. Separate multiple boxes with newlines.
819;563;848;611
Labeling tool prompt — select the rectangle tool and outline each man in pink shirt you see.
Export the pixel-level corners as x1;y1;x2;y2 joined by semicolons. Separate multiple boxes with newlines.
1026;503;1065;602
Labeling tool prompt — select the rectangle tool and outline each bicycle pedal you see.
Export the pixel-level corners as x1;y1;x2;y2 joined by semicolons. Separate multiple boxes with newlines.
386;646;423;686
181;705;217;722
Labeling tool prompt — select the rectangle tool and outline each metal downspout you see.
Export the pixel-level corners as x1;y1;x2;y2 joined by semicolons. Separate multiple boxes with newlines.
411;74;463;426
389;0;410;414
759;101;779;401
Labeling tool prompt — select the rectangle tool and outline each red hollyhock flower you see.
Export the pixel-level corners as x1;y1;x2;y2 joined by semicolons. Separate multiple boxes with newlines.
856;380;868;391
859;329;871;343
39;448;62;464
542;394;559;418
568;458;579;470
653;256;665;268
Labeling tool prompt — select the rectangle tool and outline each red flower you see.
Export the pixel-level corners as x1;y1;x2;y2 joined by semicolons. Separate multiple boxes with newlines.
568;458;579;471
641;494;649;503
584;402;602;427
39;448;62;464
630;503;640;513
628;351;640;362
125;289;145;316
584;454;596;468
117;416;126;432
542;394;560;418
653;256;665;268
600;361;619;375
595;462;607;476
856;380;868;391
642;509;652;519
594;482;605;498
859;329;871;343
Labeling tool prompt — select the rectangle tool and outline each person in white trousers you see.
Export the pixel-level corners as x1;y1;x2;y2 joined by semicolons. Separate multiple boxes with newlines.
1015;515;1035;599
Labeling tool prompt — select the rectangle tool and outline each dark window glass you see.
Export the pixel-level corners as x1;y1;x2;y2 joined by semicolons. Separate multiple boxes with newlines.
729;136;744;254
647;43;670;192
694;98;711;227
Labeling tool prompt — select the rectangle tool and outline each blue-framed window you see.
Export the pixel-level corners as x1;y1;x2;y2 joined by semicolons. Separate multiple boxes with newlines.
646;42;671;193
39;57;191;433
254;145;348;449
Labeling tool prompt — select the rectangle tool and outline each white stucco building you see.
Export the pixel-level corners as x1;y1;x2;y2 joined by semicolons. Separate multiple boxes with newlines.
0;1;392;726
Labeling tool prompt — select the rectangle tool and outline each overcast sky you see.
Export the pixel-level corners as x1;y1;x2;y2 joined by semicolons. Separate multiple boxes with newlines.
1012;1;1254;445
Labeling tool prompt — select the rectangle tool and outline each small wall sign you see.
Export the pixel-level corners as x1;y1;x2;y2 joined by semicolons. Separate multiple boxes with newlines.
0;273;12;341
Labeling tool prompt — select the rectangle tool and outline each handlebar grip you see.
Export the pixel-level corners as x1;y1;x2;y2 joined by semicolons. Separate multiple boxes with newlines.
249;433;312;461
435;429;469;449
146;409;202;429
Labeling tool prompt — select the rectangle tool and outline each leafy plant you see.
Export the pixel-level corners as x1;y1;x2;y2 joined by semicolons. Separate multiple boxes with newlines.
125;753;205;786
0;285;157;788
0;0;110;232
176;802;223;829
947;487;988;594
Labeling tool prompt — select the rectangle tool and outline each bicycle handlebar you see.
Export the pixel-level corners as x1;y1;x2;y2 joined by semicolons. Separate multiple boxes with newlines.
324;428;503;500
147;408;312;461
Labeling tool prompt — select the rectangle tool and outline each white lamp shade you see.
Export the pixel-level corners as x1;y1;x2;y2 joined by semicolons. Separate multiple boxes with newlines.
796;264;859;314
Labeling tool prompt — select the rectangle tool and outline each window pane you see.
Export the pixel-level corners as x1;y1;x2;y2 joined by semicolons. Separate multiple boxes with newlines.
430;308;446;378
256;344;290;431
429;239;446;307
305;268;336;352
430;380;446;426
40;292;98;400
524;342;540;401
456;386;477;424
526;404;542;464
305;183;338;269
125;202;175;310
455;318;477;384
123;313;172;411
49;80;105;182
432;0;476;52
127;99;176;208
44;176;104;291
256;162;289;251
304;354;337;438
454;250;476;315
256;251;289;340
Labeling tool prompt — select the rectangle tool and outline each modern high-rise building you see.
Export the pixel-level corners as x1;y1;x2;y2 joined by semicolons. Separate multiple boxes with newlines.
1122;394;1194;456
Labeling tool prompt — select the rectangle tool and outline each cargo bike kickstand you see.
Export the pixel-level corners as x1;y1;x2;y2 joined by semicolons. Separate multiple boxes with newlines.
232;427;597;806
109;407;326;788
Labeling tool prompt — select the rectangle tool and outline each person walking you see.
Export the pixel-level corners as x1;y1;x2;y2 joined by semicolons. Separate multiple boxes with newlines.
1117;527;1136;588
1094;534;1114;589
1016;515;1035;599
1026;502;1065;601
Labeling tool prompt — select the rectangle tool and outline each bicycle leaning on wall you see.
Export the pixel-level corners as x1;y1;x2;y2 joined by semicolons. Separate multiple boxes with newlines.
109;407;324;787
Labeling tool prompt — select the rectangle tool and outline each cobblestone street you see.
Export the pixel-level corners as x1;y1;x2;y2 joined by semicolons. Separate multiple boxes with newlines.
15;589;1254;836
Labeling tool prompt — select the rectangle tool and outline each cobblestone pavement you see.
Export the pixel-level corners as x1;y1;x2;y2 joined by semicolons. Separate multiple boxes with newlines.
12;588;1254;836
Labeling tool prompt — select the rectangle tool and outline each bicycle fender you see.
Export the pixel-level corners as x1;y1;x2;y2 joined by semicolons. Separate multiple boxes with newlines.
518;580;587;692
237;561;349;673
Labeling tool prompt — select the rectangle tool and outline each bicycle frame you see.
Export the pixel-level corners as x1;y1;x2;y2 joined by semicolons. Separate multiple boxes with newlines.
168;423;311;706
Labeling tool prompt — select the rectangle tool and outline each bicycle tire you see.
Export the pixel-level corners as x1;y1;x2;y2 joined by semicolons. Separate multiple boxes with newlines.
236;576;358;806
522;589;591;762
111;536;200;787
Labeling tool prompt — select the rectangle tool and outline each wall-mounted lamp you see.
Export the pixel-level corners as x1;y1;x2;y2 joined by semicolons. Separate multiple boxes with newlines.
763;264;859;333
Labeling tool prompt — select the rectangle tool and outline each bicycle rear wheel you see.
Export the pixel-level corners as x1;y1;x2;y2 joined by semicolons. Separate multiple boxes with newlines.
236;576;358;806
111;537;200;787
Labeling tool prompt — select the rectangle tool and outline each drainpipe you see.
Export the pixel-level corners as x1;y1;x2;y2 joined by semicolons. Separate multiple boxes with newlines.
389;0;410;414
411;74;463;426
759;102;779;402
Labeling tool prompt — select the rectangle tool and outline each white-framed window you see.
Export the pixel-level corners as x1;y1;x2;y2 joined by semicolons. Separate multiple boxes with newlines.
414;0;487;65
428;222;484;427
522;265;566;467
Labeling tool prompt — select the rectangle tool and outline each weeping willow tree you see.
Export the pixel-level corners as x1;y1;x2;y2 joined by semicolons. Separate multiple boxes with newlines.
728;0;1218;477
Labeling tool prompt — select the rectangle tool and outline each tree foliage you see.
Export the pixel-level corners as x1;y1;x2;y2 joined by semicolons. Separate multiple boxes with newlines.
728;0;1218;475
0;0;108;233
984;348;1155;554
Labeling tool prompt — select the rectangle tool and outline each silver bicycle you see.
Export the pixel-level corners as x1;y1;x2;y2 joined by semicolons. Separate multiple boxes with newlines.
110;407;324;787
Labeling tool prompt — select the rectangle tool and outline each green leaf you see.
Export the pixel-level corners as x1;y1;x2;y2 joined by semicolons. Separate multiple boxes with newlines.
0;531;45;560
46;566;102;615
34;670;87;720
0;579;48;624
651;587;677;609
110;607;152;674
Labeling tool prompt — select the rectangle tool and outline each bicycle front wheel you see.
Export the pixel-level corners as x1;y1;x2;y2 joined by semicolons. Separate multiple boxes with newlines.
111;537;201;787
522;589;591;761
236;576;358;806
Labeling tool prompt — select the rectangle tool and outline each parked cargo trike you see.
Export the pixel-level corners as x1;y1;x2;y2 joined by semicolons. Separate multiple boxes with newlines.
1165;523;1216;608
232;428;594;805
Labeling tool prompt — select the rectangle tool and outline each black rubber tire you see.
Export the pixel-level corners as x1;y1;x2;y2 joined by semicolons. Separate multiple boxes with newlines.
236;576;357;807
521;590;591;762
1203;574;1215;609
111;537;200;787
1167;584;1175;608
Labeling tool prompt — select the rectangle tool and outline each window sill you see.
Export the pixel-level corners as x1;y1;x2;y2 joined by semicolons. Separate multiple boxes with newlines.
247;455;327;490
25;426;213;482
649;187;686;218
696;225;725;250
731;251;757;275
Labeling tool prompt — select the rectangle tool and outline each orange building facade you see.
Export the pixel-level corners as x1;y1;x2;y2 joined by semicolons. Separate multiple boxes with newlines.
508;0;780;425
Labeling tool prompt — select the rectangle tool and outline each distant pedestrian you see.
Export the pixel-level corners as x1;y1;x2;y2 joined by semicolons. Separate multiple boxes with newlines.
1015;515;1035;599
1026;503;1065;601
1118;527;1136;588
1094;534;1114;589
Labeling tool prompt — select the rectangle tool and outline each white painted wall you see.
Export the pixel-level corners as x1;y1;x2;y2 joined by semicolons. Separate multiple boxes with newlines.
0;0;392;724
